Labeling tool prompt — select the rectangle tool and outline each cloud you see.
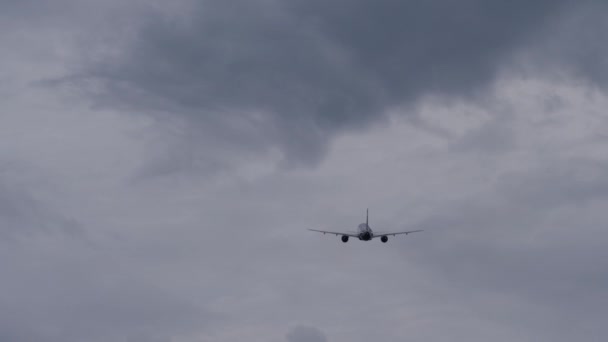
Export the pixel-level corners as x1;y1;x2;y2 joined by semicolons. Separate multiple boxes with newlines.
72;0;608;168
0;252;218;342
0;175;83;240
517;1;608;85
286;326;328;342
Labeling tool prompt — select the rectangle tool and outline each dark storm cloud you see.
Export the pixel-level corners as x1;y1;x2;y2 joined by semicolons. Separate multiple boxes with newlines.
79;0;607;166
519;1;608;85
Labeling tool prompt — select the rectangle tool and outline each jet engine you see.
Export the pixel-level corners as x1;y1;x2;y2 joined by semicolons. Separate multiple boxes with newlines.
380;236;388;243
341;235;349;243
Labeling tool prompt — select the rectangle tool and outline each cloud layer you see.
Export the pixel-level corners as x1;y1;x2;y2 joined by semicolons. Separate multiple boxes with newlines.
2;1;608;341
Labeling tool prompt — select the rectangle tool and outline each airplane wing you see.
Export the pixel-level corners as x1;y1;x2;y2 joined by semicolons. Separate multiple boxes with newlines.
307;229;360;237
372;229;423;238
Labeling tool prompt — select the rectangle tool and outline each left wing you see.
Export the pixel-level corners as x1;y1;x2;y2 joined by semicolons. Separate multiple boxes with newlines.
372;229;423;238
308;229;359;237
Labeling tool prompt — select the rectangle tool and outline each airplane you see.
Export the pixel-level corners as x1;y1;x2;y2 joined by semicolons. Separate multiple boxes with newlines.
308;209;423;243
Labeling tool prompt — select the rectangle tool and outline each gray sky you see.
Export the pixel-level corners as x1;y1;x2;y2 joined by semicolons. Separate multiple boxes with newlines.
2;1;608;341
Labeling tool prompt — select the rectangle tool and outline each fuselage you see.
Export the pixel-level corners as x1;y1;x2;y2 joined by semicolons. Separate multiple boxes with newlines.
357;223;373;241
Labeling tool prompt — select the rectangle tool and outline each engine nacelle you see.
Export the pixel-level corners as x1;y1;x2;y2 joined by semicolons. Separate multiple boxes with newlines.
341;235;349;243
380;235;388;243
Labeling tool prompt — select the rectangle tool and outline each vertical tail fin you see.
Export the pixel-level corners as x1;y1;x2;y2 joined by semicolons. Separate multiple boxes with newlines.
366;208;369;226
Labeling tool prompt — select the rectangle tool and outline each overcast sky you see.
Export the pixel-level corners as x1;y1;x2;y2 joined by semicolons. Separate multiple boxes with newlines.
2;1;608;341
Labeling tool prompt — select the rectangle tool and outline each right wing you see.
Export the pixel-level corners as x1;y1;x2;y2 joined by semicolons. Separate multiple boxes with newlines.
307;229;359;237
372;229;423;238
